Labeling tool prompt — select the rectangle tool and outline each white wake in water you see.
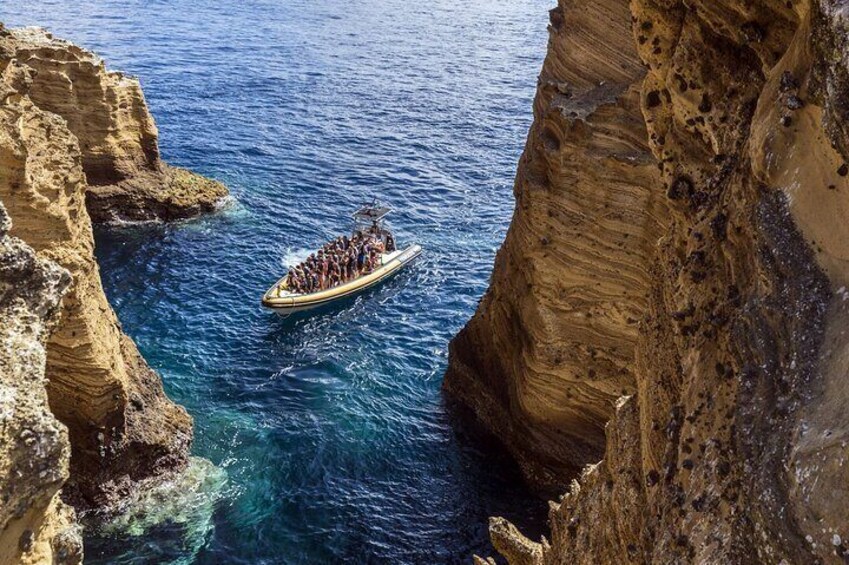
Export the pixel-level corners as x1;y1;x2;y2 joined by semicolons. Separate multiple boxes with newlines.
280;246;315;268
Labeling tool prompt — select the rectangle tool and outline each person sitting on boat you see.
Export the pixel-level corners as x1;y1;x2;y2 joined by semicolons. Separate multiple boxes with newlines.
287;227;395;294
343;249;353;279
287;267;298;292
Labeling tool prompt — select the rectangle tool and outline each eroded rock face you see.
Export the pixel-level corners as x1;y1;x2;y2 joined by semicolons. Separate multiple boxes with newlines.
448;0;849;563
444;0;665;492
1;26;227;224
0;201;82;565
0;29;193;514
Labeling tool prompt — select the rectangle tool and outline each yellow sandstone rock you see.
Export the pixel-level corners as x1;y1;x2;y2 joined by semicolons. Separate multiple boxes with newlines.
0;21;212;561
0;62;193;511
3;26;228;224
448;0;849;563
445;0;664;493
0;201;81;564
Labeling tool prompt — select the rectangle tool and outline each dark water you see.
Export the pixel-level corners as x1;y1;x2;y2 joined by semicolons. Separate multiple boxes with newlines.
0;1;551;562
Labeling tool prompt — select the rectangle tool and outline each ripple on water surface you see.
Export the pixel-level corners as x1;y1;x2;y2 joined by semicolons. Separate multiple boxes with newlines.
0;0;552;562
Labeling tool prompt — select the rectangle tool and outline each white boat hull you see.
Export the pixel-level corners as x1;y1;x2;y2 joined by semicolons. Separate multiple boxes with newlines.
262;244;422;315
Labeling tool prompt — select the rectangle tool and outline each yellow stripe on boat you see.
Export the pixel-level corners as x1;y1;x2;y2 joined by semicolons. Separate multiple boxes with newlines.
261;244;422;313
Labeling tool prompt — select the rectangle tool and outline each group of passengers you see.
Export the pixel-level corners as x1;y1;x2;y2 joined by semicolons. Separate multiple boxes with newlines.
286;225;396;294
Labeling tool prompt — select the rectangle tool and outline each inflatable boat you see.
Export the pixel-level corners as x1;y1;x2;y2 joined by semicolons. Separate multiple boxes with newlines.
261;204;422;315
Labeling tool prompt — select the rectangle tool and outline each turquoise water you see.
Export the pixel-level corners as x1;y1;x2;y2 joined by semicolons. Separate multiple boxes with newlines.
1;1;550;562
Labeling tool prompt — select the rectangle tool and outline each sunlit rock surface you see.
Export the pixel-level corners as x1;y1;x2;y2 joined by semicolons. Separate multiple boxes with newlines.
2;26;228;224
0;201;82;564
448;0;849;562
0;26;207;552
445;0;665;492
0;66;193;513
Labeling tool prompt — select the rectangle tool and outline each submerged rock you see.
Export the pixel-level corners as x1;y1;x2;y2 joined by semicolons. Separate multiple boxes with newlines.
93;457;228;562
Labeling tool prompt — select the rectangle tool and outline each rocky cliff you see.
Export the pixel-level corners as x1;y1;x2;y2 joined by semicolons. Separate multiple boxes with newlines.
445;0;665;493
448;0;849;563
3;27;228;224
0;22;221;562
0;203;82;565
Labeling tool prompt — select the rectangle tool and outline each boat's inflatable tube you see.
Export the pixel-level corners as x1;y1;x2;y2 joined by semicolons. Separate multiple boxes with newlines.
262;244;422;314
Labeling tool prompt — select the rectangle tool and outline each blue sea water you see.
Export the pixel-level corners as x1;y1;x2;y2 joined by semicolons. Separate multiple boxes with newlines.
1;1;551;562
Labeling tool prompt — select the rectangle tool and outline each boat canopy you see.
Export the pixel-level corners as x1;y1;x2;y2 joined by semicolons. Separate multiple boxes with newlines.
352;204;391;224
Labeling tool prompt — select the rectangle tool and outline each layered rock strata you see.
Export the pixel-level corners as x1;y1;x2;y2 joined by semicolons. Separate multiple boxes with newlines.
445;0;665;492
0;203;82;565
0;22;196;510
2;26;227;224
0;22;208;560
448;0;849;563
